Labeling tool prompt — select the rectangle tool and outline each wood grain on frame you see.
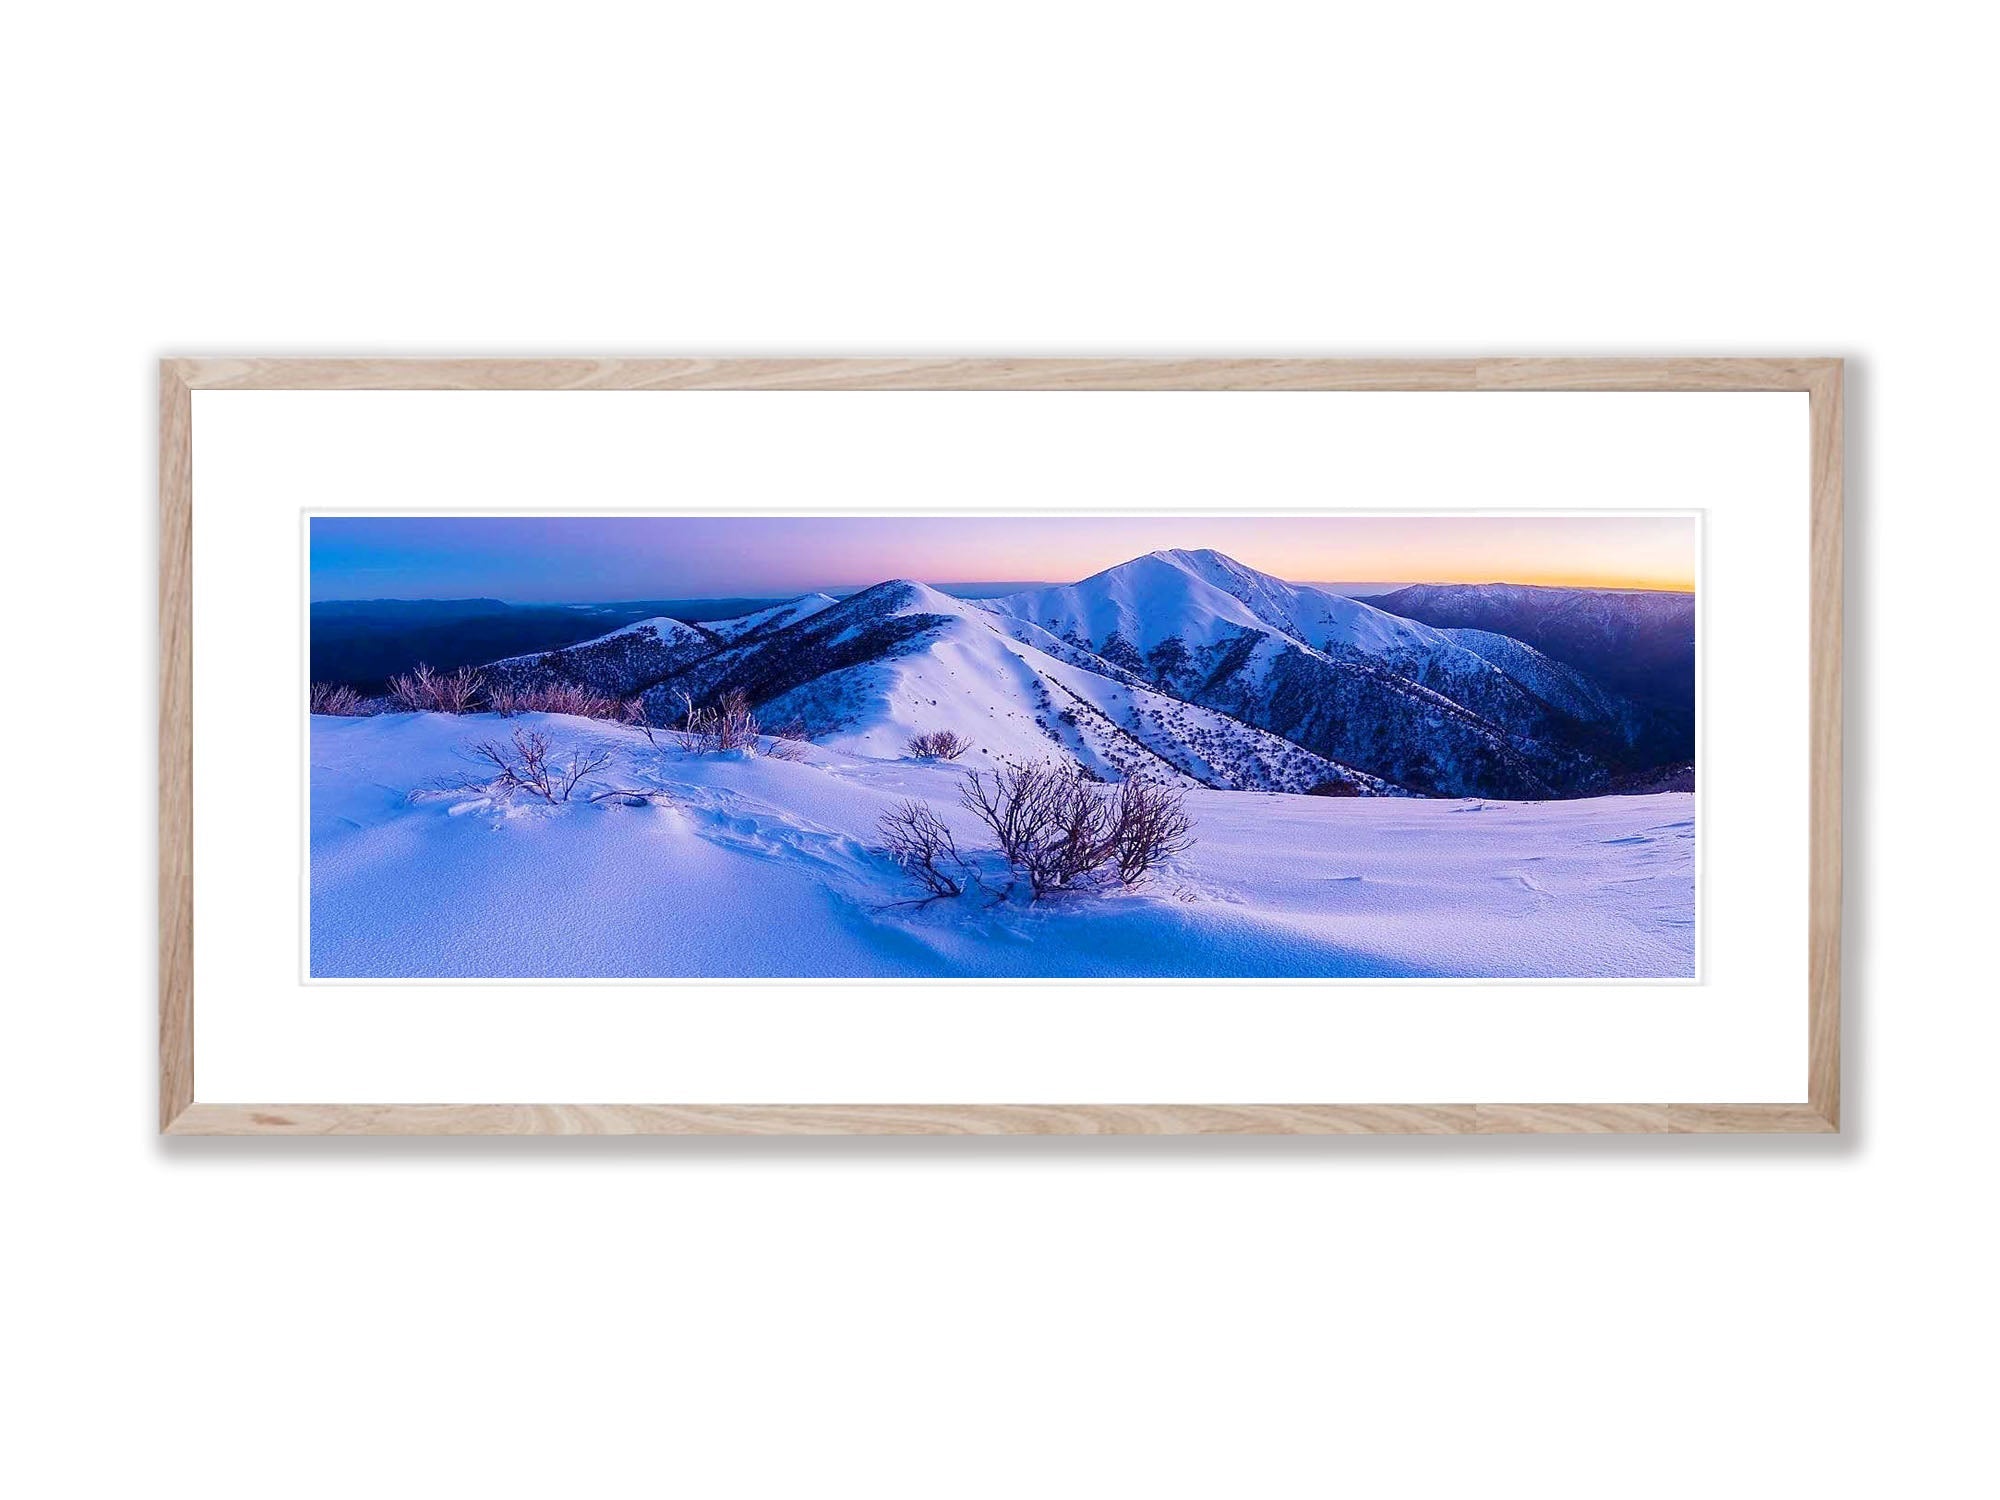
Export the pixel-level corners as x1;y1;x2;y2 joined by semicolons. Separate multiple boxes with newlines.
171;355;1836;394
160;362;194;1131
1806;361;1843;1129
158;357;1843;1137
163;1102;1834;1136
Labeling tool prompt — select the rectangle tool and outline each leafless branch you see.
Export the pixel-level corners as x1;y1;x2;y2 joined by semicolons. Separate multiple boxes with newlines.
959;761;1122;899
455;728;612;804
878;800;967;898
906;729;971;760
623;695;662;748
389;662;486;714
677;688;763;753
489;681;621;720
309;682;370;716
1110;777;1196;884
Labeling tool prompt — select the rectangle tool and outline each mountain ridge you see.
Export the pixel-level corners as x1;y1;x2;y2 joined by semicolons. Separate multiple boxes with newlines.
426;554;1696;800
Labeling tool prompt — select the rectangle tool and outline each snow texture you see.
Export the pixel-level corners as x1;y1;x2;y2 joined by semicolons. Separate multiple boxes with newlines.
311;712;1695;979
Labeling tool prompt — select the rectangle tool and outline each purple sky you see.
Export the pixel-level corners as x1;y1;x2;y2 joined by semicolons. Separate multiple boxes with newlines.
309;514;1696;602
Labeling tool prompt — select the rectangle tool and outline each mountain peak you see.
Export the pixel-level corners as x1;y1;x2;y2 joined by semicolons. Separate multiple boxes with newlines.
1149;546;1246;572
837;578;984;622
992;546;1458;660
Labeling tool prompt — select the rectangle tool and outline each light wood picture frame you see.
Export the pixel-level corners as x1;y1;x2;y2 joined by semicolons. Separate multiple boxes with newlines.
160;357;1841;1136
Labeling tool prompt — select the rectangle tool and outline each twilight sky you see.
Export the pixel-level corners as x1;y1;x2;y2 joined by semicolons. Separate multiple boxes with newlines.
309;514;1696;602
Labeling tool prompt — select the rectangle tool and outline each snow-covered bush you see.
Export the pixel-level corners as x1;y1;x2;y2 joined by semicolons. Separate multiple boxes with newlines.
905;729;971;760
877;801;965;898
388;662;486;714
765;725;811;762
623;695;665;748
309;682;371;716
768;716;813;743
676;689;761;754
625;692;806;759
489;681;621;720
765;718;814;760
459;728;611;805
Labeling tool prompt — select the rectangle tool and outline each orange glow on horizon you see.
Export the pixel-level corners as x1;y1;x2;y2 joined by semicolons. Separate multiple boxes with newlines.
800;516;1701;597
313;514;1698;603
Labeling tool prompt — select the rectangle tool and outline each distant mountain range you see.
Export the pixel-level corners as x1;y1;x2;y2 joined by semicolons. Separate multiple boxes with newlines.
317;550;1695;799
309;596;796;691
1366;581;1696;767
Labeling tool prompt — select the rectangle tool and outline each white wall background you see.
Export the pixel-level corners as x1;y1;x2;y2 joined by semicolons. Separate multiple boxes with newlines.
3;4;1990;1496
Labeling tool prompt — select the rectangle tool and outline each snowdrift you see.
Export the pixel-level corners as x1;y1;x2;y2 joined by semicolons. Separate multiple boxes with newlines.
310;712;1696;980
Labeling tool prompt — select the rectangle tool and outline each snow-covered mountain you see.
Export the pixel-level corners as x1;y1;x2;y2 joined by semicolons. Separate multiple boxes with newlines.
631;579;1387;794
1369;581;1694;698
1141;547;1449;655
483;615;718;697
985;551;1291;658
466;550;1692;799
701;591;840;644
986;549;1607;720
984;549;1643;797
1369;581;1696;762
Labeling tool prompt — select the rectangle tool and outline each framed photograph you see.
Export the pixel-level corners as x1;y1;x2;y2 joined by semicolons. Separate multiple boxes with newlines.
160;358;1840;1134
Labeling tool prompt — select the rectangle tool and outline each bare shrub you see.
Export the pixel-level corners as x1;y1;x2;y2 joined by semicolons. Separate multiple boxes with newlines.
712;689;760;751
960;761;1118;898
765;718;813;760
906;728;971;760
1024;775;1118;897
676;688;762;754
309;682;369;716
1110;777;1195;884
555;747;614;802
623;695;664;748
960;761;1067;868
878;801;966;898
957;762;1198;899
628;691;800;757
461;728;612;804
490;681;620;720
388;662;486;714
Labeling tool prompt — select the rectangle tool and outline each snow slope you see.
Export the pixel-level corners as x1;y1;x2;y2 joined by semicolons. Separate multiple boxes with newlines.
1439;627;1618;725
701;592;840;643
310;711;1695;979
987;548;1463;659
447;550;1681;802
984;551;1282;654
483;615;717;697
708;580;1383;792
1147;548;1450;655
1371;581;1697;765
1371;581;1697;703
983;548;1635;795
